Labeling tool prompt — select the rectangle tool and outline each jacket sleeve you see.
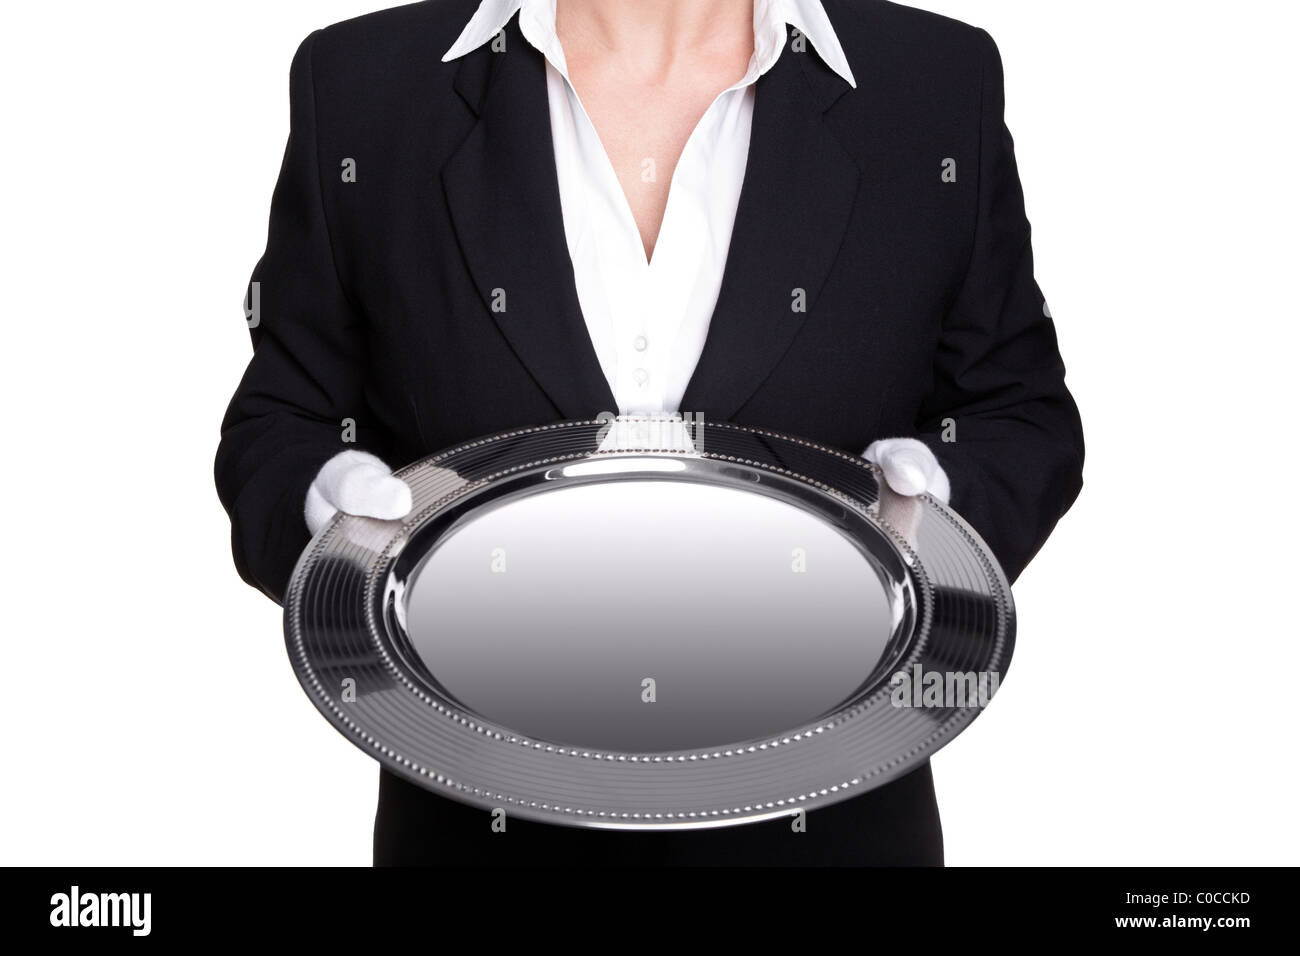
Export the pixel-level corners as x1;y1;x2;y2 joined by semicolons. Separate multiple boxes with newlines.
916;29;1085;584
214;31;393;605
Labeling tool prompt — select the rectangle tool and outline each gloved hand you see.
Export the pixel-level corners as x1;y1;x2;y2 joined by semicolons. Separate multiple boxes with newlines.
304;449;414;536
863;437;951;547
863;437;950;505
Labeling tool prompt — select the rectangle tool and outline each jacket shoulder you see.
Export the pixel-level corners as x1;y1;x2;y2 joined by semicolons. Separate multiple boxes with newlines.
823;0;996;71
303;0;481;75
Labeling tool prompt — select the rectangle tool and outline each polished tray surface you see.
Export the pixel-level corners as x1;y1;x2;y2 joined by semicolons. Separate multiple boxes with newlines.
285;418;1014;829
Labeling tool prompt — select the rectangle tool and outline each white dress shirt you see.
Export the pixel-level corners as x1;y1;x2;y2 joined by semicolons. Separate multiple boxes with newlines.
443;0;855;415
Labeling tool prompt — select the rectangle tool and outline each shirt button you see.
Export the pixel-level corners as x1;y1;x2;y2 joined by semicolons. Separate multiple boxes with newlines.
633;368;649;387
633;335;648;352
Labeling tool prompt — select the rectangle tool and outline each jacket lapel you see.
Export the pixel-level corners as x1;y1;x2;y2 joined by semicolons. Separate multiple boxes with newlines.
678;40;861;422
442;16;860;425
441;18;618;419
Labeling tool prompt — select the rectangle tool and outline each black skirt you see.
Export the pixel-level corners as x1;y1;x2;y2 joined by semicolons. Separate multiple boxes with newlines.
373;760;943;867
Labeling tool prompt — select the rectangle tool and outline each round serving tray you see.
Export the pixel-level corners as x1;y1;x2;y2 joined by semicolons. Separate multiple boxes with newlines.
285;418;1014;830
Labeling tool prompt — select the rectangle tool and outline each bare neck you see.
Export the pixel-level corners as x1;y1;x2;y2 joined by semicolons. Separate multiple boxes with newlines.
556;0;755;78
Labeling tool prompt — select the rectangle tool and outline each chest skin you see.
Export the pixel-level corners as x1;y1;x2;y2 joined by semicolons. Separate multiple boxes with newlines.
561;32;755;261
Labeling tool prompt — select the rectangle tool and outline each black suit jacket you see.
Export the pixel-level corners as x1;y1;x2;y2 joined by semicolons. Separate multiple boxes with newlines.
215;0;1084;865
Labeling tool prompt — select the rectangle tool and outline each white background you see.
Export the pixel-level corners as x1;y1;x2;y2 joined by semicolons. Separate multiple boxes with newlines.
1;0;1296;866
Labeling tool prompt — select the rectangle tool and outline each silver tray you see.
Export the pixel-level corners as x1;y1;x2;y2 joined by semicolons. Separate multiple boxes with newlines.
285;418;1014;830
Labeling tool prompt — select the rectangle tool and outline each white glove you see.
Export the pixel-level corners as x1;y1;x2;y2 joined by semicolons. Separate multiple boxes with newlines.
863;437;951;504
304;449;414;536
